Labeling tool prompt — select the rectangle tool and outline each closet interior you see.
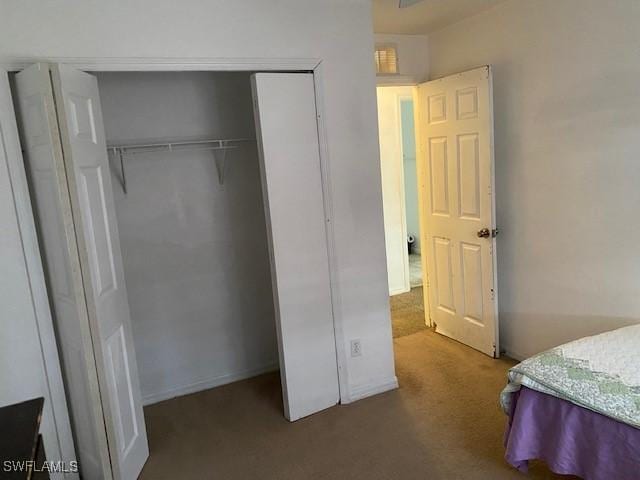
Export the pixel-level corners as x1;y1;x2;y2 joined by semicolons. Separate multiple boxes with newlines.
96;71;278;405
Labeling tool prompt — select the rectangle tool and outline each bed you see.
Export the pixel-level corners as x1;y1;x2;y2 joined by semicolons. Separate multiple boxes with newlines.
500;324;640;479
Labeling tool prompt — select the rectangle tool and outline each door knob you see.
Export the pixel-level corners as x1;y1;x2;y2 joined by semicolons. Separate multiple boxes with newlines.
477;228;499;238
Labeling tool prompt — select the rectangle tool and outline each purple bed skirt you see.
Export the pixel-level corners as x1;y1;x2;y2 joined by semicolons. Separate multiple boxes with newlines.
504;386;640;479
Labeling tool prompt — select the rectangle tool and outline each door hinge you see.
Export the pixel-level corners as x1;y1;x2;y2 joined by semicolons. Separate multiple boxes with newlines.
490;288;495;300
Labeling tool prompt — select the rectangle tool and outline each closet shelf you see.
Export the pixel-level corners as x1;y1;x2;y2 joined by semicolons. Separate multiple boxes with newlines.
107;137;255;191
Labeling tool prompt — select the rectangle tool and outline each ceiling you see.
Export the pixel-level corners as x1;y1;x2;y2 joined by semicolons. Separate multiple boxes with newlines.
372;0;506;35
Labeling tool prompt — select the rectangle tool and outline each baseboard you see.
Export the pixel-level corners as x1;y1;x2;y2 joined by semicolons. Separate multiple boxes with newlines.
389;286;410;296
344;376;399;403
142;362;279;406
502;345;526;362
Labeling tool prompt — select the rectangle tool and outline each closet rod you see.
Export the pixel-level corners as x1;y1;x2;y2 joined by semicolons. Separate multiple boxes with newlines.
107;138;254;192
107;137;254;154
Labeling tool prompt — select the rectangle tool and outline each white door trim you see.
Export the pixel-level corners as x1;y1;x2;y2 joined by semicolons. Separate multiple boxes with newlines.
413;83;433;327
3;56;349;409
0;57;321;72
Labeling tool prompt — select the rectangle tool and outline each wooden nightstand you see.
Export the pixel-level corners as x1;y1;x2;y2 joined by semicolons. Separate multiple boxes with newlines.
0;398;48;480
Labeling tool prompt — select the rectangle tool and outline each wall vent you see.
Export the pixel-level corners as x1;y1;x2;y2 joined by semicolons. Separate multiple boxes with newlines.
375;45;399;75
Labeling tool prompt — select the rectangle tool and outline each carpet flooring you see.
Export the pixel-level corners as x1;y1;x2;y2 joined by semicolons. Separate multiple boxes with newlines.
390;287;428;338
139;324;568;479
409;253;422;287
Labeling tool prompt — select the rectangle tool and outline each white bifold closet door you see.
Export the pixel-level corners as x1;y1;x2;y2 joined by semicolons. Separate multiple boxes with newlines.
14;65;338;480
252;73;340;421
14;63;148;480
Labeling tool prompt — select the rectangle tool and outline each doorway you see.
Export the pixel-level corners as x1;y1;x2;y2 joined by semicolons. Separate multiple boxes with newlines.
8;63;341;480
377;67;499;354
376;85;427;338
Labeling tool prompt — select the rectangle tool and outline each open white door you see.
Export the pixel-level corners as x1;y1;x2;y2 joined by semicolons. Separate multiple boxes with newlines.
417;66;499;357
14;63;114;479
251;73;340;421
15;63;149;479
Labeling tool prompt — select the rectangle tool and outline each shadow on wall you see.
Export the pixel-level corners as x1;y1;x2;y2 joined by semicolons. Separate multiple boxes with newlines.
501;313;640;360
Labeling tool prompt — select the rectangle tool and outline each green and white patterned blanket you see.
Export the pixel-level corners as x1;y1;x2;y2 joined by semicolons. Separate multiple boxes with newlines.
501;324;640;429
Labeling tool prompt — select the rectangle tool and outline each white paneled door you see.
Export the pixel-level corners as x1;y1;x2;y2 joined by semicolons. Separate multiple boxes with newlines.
251;73;340;421
15;63;149;479
14;63;114;479
51;64;149;479
417;66;499;357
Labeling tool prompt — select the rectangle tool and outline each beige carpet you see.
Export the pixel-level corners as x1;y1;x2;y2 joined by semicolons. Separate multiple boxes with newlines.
140;331;568;479
390;287;428;338
409;253;422;288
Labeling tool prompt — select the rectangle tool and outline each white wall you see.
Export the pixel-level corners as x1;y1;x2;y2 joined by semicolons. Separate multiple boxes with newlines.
375;33;429;85
428;0;640;359
96;72;278;404
0;0;396;410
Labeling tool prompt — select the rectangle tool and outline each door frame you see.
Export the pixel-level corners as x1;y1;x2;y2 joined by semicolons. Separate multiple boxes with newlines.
377;85;411;296
1;56;349;462
412;82;433;327
376;84;433;326
396;87;433;327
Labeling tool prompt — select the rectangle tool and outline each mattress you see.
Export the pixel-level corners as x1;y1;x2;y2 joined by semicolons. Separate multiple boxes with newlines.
501;325;640;479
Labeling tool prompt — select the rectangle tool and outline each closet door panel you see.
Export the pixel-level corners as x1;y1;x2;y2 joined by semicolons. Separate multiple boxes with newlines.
14;63;112;479
252;73;339;421
51;64;149;480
